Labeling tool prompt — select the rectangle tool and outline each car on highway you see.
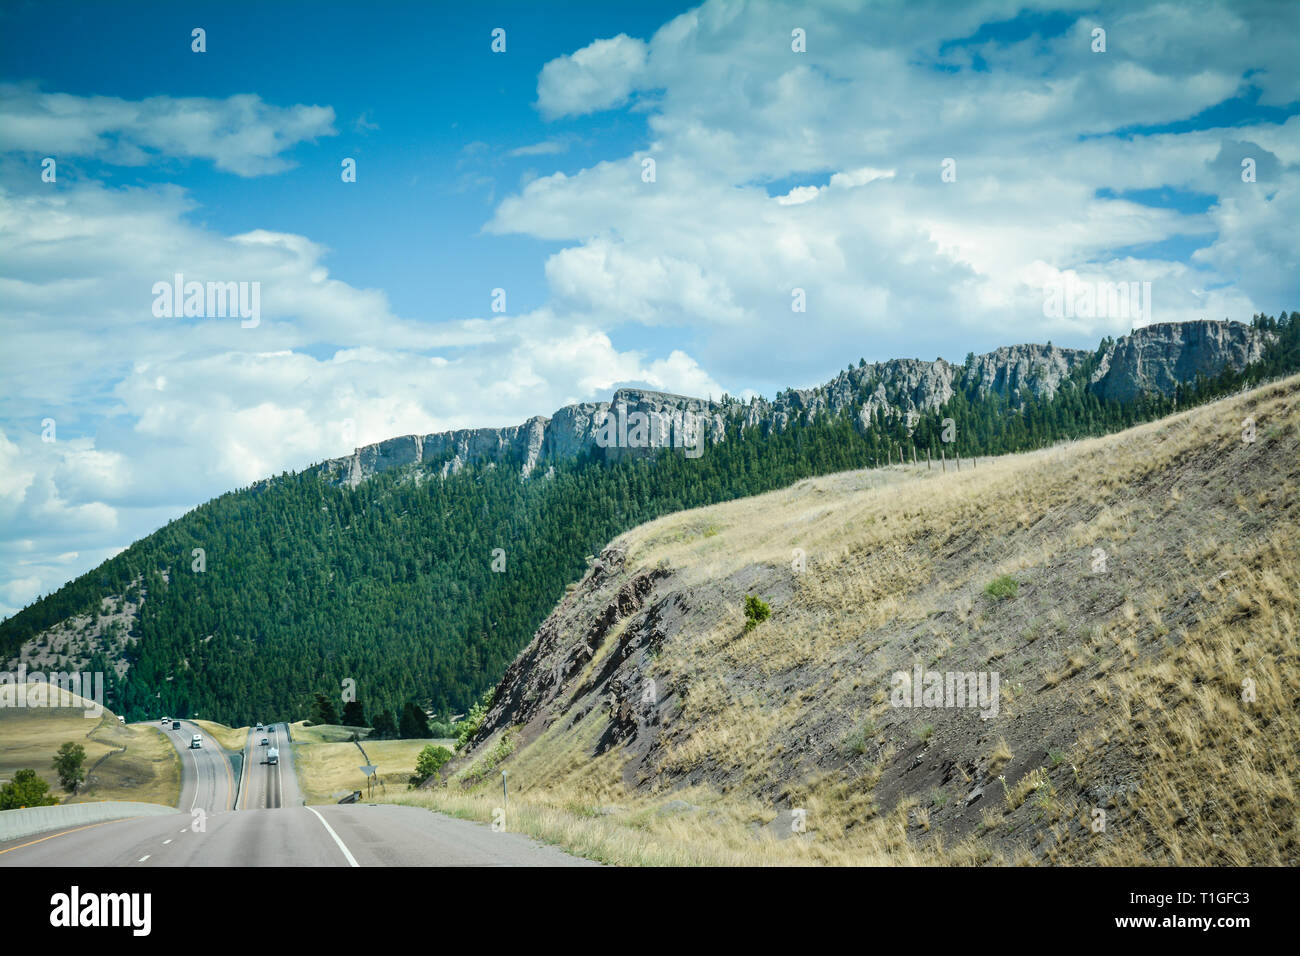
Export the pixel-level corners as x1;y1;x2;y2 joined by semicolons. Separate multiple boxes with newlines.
172;720;181;730
255;723;263;732
190;734;202;749
260;736;269;746
266;747;279;765
162;716;170;724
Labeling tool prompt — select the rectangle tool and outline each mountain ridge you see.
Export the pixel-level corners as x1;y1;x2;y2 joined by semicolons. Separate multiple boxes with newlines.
318;319;1266;487
1;313;1290;726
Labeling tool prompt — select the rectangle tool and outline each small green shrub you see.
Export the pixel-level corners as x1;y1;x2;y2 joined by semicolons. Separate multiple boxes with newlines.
841;721;877;756
984;575;1018;600
410;744;454;787
743;595;771;631
455;688;494;752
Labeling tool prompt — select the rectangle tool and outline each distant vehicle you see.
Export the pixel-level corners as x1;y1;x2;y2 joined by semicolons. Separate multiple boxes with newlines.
162;716;170;724
190;734;202;749
117;715;125;723
255;723;263;732
266;747;279;765
172;720;181;730
260;737;269;747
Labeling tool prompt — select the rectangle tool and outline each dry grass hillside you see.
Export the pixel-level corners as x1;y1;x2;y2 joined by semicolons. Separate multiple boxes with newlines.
394;375;1299;866
0;685;179;806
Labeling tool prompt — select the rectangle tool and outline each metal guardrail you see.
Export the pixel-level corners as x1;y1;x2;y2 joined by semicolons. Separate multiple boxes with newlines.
0;801;179;843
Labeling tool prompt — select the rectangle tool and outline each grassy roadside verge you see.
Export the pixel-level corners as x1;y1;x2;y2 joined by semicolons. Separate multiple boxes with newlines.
75;722;181;805
380;786;909;866
191;719;248;751
294;738;450;804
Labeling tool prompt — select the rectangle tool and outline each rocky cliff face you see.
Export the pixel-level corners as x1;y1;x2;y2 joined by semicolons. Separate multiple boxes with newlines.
316;320;1268;487
318;389;727;486
1089;320;1268;403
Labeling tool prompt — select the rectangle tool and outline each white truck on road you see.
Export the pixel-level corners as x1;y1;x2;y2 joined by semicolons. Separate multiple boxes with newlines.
267;746;279;765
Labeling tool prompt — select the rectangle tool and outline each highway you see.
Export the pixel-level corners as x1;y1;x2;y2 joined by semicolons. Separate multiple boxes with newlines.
0;719;595;866
0;802;596;866
165;719;236;814
238;722;302;810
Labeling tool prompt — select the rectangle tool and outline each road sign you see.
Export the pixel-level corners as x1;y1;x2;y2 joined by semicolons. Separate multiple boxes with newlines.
359;765;377;776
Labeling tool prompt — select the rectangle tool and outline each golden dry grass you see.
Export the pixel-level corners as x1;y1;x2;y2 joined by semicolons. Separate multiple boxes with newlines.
388;375;1300;865
75;722;180;805
1048;534;1299;864
0;685;180;806
294;738;451;804
191;718;248;751
289;721;369;744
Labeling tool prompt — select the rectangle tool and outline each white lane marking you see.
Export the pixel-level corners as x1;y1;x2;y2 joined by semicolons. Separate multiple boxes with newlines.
181;828;188;833
137;855;150;863
306;806;359;867
162;839;172;845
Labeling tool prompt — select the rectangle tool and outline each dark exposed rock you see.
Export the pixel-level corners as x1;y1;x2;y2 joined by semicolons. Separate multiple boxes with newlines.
459;545;673;755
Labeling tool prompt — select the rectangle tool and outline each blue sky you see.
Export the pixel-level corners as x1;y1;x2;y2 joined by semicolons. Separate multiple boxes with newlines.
0;0;696;331
1;0;1298;617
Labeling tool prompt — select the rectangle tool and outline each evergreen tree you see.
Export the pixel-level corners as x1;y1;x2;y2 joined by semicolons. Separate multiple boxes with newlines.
341;699;366;727
311;693;339;726
52;743;86;794
399;701;433;739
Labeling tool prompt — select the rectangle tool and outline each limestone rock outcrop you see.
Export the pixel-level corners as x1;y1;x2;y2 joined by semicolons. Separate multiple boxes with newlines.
316;320;1269;487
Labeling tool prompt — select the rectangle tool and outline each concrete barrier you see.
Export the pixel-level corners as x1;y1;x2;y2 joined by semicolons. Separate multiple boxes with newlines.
0;801;179;843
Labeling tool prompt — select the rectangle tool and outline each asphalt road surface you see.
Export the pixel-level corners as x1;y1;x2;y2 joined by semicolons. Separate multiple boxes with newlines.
0;719;595;866
164;719;236;814
0;802;596;866
239;722;302;810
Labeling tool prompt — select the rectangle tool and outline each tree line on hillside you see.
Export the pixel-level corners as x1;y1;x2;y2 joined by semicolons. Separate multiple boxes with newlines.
2;313;1295;725
307;692;454;739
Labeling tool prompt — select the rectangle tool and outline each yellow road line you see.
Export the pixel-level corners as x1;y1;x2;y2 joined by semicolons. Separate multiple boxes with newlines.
0;817;126;856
